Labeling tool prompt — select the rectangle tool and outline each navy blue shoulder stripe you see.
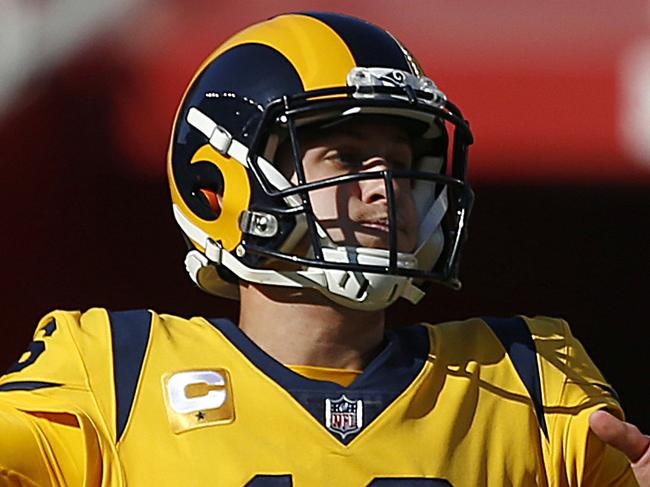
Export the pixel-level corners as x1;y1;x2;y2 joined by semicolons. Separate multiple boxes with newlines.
43;319;57;336
0;381;60;391
108;309;152;442
300;12;412;73
482;316;548;438
245;475;293;486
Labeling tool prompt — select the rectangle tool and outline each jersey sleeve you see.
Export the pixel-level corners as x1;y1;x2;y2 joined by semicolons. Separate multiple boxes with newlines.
0;310;114;423
527;316;638;486
0;401;86;486
0;309;124;486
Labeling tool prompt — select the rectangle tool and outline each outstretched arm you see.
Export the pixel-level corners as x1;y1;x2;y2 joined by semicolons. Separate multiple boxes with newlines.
590;410;650;486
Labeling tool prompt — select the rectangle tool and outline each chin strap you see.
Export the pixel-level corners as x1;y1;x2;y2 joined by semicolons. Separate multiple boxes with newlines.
174;204;424;309
175;205;326;287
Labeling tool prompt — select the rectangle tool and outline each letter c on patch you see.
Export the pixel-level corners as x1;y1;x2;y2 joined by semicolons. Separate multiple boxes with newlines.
167;370;227;414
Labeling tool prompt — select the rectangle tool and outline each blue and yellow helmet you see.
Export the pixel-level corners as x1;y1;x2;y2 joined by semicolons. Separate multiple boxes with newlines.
168;12;473;310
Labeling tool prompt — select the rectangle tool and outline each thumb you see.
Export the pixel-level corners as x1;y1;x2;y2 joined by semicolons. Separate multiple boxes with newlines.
589;409;650;463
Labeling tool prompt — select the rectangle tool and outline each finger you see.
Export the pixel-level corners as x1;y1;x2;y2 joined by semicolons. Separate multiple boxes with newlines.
589;409;650;463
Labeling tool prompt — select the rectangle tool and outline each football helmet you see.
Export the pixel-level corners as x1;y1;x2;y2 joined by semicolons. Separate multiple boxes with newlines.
168;12;474;310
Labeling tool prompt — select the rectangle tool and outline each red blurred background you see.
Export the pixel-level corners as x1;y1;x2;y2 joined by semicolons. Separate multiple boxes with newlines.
1;0;648;430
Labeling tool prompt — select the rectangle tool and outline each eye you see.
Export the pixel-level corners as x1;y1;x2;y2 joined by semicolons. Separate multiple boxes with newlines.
326;150;363;169
339;152;364;167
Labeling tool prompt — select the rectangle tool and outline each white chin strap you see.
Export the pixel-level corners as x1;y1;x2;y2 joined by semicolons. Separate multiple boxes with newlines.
174;205;425;310
318;247;426;310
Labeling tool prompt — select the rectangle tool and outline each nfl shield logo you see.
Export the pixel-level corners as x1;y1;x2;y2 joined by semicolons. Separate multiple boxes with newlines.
325;394;363;439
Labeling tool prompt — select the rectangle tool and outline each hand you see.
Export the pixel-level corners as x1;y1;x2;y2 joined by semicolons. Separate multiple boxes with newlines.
590;409;650;485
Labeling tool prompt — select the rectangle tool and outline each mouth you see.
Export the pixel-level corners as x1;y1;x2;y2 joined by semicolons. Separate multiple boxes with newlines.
358;217;410;234
359;220;390;232
317;215;417;252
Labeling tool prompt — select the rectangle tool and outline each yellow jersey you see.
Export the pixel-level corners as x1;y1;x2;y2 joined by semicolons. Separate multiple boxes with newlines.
0;309;637;486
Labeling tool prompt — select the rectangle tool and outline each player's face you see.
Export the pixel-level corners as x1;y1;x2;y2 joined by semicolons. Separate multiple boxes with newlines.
279;118;419;252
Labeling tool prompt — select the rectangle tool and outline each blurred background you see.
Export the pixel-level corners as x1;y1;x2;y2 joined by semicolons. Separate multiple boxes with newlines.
0;0;648;431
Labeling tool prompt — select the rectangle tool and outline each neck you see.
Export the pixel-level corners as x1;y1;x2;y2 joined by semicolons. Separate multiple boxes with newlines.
238;284;385;370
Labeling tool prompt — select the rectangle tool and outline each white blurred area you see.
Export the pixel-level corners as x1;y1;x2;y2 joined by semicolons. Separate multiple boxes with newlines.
620;40;650;170
0;0;145;117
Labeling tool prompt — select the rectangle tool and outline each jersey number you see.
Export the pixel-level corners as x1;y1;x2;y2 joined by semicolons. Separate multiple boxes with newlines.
247;475;452;486
6;320;56;374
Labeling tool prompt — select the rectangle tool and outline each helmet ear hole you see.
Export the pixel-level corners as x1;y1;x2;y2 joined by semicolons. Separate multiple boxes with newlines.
198;188;221;217
187;161;225;220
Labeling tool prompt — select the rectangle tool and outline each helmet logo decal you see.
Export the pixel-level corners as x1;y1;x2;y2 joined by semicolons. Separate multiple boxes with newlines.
380;70;406;85
347;67;447;107
187;144;250;251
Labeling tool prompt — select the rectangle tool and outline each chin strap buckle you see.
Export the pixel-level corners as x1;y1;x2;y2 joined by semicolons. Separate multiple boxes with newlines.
402;282;426;304
204;238;223;264
185;250;208;287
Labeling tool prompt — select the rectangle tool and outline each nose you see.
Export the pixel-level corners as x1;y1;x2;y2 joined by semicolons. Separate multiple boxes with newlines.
358;157;405;205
